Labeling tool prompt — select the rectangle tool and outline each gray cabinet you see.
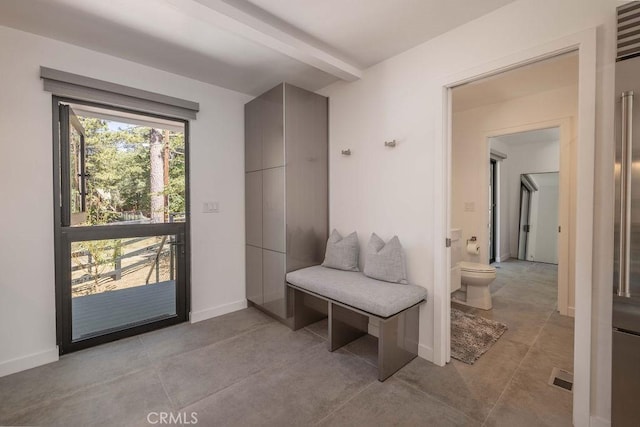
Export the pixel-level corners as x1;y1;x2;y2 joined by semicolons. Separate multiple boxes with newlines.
245;83;328;321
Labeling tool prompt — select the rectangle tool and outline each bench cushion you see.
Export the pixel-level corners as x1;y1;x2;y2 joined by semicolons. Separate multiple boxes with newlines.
286;265;427;318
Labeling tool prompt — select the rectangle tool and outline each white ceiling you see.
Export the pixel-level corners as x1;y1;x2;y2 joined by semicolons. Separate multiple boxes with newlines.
238;0;516;68
491;127;560;146
0;0;517;95
452;52;579;112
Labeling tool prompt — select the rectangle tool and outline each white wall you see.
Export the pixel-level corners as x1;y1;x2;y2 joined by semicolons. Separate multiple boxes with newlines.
318;0;616;422
0;26;251;376
529;174;560;264
453;87;571;265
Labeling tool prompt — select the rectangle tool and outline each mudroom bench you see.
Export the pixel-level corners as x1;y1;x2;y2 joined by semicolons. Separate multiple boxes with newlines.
285;265;427;381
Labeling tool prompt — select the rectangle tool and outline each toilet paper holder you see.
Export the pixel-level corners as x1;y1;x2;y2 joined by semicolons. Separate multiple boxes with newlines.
466;236;480;255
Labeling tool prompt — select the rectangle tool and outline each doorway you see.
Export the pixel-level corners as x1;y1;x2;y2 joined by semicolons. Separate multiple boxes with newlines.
446;52;579;424
434;30;597;425
53;98;190;354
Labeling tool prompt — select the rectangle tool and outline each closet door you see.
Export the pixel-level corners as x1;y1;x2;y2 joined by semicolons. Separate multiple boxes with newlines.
262;166;285;253
246;245;263;305
245;98;262;172
245;171;262;247
262;249;286;318
261;84;284;169
284;84;328;272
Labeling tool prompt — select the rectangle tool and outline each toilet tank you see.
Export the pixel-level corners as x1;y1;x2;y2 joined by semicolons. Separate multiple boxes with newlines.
450;228;463;267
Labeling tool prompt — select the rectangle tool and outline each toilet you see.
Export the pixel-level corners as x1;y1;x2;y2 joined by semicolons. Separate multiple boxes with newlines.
450;229;496;310
457;261;496;310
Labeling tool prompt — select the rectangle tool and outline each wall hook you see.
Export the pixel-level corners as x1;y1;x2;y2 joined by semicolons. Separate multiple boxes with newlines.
384;140;397;148
341;149;352;156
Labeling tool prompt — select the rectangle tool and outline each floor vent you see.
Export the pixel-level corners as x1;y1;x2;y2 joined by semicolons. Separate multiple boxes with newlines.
548;367;573;392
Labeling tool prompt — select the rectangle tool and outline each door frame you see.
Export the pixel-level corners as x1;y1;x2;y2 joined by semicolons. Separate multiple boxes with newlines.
52;96;192;354
432;28;596;426
485;119;572;314
489;158;497;264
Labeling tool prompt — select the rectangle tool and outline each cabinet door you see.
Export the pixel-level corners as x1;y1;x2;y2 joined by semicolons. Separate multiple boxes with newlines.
284;84;328;270
262;166;286;253
245;99;262;172
245;171;262;247
246;245;263;305
261;84;284;169
262;249;286;318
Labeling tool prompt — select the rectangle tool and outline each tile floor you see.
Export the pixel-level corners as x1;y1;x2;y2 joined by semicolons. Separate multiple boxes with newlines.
0;260;573;426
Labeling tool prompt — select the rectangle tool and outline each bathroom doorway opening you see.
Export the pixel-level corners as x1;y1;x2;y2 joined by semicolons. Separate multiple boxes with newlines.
446;51;579;424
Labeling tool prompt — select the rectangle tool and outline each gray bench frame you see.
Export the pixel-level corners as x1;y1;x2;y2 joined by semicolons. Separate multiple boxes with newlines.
287;282;424;381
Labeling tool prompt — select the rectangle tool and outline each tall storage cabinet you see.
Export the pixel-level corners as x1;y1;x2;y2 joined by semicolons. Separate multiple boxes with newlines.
245;83;328;321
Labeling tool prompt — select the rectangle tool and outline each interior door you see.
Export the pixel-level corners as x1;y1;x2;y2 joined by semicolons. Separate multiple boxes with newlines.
518;184;531;260
54;100;189;353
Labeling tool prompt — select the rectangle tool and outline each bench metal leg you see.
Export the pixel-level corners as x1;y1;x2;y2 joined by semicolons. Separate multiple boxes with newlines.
291;288;327;331
378;304;420;381
328;302;368;351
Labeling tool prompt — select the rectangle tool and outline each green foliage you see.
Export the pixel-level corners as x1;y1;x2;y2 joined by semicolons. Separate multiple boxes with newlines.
166;132;186;216
78;117;185;224
71;116;184;294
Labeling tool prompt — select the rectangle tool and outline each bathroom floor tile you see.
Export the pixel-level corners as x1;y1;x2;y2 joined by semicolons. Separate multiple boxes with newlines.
469;296;554;346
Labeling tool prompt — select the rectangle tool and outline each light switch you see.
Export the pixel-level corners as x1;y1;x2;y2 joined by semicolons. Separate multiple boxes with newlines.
202;201;220;213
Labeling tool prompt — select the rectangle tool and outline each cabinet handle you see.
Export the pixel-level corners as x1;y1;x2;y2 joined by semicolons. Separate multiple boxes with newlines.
619;91;633;298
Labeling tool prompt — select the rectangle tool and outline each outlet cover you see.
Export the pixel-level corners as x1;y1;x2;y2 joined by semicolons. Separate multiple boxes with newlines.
202;201;219;213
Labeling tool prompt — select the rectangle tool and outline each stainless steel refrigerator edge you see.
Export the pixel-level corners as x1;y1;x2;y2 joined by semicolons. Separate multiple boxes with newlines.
613;5;640;422
245;83;328;323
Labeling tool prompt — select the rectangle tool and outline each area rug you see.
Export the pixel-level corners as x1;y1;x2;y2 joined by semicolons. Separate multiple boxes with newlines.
451;308;507;365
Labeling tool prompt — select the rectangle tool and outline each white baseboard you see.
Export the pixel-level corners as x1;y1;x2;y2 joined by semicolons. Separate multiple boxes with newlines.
0;347;59;378
496;253;511;262
590;415;610;427
190;299;248;323
568;306;575;317
418;343;434;362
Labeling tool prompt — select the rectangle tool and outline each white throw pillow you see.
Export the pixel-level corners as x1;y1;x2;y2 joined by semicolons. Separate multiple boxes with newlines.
321;229;360;271
363;233;408;284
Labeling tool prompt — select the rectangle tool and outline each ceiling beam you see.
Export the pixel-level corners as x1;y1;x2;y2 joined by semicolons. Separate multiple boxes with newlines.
166;0;362;81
